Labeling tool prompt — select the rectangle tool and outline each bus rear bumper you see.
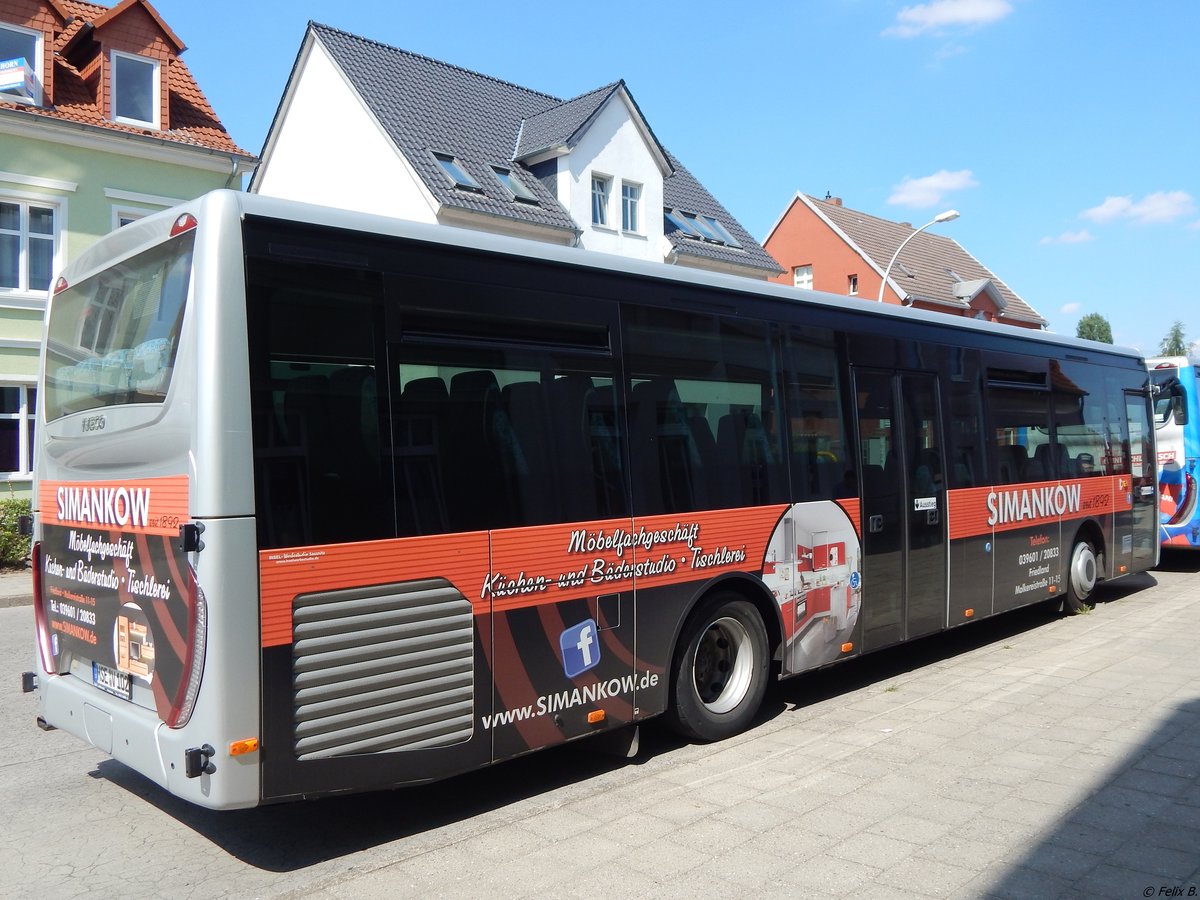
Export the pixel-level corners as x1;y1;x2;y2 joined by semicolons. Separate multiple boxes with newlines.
36;671;260;810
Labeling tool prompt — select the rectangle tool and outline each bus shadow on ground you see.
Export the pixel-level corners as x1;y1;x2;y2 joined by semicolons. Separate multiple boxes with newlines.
767;573;1155;714
985;695;1200;896
92;575;1159;872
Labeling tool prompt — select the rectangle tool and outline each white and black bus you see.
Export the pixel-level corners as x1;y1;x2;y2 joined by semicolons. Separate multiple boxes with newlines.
26;191;1157;808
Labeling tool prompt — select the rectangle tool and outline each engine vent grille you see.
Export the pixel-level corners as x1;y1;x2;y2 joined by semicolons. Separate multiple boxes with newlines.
292;578;474;760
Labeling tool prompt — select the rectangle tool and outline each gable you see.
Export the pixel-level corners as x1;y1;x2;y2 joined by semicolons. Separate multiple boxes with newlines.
252;34;439;224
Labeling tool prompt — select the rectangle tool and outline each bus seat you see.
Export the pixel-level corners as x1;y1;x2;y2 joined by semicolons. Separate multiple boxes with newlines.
631;378;704;513
395;376;450;536
548;375;597;519
585;385;625;518
447;370;503;529
998;444;1028;483
502;381;555;524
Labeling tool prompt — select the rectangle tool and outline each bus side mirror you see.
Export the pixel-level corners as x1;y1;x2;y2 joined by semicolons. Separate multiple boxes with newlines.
1173;387;1189;425
18;515;32;537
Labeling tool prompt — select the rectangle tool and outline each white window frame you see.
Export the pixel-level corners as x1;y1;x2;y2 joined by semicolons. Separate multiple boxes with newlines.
793;264;813;291
0;193;60;296
848;274;859;296
110;50;160;129
0;381;36;479
112;206;148;230
591;174;613;228
0;23;43;106
621;181;642;233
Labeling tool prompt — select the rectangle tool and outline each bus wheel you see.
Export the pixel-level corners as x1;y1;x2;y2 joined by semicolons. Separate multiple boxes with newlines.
1065;536;1098;614
667;594;768;742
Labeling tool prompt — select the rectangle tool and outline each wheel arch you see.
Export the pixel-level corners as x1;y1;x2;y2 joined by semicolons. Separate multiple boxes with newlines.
667;572;783;679
1071;517;1108;578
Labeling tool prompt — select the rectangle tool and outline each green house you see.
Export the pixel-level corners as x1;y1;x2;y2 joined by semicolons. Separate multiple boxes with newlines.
1;0;255;497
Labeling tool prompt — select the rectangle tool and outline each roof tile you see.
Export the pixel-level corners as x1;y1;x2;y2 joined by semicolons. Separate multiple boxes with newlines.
809;195;1045;324
311;23;780;274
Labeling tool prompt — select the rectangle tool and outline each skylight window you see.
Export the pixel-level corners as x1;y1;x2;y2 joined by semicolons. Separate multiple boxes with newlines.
698;215;741;249
664;209;743;249
434;153;482;192
492;167;538;203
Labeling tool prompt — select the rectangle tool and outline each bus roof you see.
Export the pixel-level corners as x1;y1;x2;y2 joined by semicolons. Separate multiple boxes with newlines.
66;189;1147;367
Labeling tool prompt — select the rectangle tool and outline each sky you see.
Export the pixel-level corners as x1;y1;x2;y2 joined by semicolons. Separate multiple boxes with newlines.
151;0;1200;357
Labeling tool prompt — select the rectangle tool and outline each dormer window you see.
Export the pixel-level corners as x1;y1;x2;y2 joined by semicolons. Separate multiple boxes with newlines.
0;24;42;105
591;175;612;227
621;182;641;233
111;51;160;128
434;153;482;192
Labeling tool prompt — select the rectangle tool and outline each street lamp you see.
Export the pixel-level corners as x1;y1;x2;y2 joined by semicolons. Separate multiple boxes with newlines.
876;209;960;303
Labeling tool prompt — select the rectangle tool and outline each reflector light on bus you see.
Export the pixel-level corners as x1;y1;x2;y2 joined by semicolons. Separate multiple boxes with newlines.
964;608;975;618
166;568;207;728
170;213;198;237
31;542;56;674
229;738;259;756
587;710;605;725
840;643;854;653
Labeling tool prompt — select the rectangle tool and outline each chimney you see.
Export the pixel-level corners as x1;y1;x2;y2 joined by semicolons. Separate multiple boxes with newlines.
823;192;843;206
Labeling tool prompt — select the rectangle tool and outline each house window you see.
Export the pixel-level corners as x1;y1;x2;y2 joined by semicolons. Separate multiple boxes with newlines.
434;153;481;191
0;199;55;293
491;167;538;203
0;384;36;478
591;175;612;227
621;182;641;232
848;274;858;295
793;265;813;291
113;208;146;230
0;24;41;105
700;215;741;248
111;51;160;128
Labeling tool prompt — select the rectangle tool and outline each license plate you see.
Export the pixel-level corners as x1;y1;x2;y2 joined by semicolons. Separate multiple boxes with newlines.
92;661;132;701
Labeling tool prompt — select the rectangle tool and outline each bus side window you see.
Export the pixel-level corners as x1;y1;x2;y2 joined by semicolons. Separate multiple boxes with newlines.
623;307;788;515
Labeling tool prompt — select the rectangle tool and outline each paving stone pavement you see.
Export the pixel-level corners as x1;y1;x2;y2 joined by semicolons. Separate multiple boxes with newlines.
3;554;1199;899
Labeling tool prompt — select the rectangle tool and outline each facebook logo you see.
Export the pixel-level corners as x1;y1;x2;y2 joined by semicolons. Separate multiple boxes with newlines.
560;619;600;678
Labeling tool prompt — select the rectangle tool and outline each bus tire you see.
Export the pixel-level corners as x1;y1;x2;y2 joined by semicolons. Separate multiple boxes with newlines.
666;593;769;742
1065;535;1098;614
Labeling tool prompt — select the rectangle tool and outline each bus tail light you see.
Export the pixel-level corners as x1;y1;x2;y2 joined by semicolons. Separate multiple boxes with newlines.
53;276;69;295
166;567;207;728
170;213;198;237
30;542;56;675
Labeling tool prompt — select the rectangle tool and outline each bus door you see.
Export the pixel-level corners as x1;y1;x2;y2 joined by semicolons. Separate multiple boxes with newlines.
854;369;948;651
1125;390;1158;568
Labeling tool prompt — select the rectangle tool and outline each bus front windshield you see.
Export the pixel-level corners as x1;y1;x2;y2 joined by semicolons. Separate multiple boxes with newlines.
43;232;194;422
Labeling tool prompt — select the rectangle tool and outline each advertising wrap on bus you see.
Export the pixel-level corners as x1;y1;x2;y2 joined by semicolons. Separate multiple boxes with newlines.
36;476;196;723
1149;357;1200;548
26;191;1159;809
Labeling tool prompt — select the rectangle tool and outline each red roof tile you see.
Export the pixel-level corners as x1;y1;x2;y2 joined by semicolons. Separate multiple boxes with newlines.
2;0;252;159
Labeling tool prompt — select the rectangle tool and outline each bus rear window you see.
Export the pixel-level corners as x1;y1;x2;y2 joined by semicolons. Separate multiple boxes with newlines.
44;232;194;422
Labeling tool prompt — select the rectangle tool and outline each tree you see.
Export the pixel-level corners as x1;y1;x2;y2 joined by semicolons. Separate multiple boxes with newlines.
1076;313;1113;344
1160;321;1189;357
